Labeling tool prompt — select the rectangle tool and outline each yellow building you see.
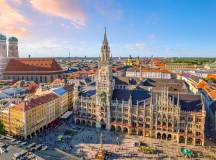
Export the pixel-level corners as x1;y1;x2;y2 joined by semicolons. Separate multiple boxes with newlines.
9;104;25;137
125;55;141;67
63;85;74;110
125;55;133;66
0;107;10;134
0;93;60;138
53;87;69;116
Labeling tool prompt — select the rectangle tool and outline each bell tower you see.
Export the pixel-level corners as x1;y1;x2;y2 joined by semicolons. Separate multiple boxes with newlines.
96;28;114;129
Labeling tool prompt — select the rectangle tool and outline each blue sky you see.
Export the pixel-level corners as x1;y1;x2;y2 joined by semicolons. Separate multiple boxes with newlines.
1;0;216;57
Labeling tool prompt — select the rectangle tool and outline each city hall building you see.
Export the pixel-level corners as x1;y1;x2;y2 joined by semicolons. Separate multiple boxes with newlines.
73;30;205;146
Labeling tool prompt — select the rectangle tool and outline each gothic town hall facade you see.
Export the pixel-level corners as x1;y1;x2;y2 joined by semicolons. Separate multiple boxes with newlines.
73;30;205;146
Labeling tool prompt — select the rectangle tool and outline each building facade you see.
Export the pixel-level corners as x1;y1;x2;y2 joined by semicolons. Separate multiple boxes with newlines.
126;68;171;79
0;88;73;138
0;34;8;79
73;30;206;146
0;34;7;57
3;58;64;82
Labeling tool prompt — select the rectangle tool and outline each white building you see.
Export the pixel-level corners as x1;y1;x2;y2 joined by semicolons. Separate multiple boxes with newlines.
126;68;171;79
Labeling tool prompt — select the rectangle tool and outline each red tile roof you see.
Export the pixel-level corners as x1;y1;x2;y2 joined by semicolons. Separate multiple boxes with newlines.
4;58;63;74
207;74;216;80
197;80;216;101
142;69;171;74
12;93;59;111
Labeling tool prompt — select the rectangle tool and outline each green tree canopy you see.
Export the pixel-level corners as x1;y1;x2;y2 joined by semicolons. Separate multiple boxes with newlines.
0;120;6;135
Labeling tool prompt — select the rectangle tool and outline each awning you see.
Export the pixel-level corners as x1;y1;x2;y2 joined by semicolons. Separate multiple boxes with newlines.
61;111;73;119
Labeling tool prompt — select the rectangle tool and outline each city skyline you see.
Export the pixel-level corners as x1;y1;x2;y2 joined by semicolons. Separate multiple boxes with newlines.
1;0;216;58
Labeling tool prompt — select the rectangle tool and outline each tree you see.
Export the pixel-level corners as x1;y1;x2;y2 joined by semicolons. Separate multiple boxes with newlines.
0;120;6;135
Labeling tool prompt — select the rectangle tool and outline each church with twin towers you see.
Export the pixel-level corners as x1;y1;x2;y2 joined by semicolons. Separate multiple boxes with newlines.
0;34;19;58
0;34;19;79
73;29;205;146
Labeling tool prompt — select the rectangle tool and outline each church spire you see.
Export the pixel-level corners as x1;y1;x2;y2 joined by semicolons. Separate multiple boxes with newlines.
103;27;108;44
100;27;110;64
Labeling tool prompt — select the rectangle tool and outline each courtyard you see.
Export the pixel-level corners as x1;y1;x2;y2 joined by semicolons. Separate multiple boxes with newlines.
26;117;216;160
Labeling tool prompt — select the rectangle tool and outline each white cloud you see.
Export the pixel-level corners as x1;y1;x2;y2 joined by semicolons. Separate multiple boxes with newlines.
125;43;146;50
30;0;86;29
0;0;31;37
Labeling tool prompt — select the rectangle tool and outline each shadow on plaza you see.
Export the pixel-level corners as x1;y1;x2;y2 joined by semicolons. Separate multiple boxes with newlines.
28;119;129;159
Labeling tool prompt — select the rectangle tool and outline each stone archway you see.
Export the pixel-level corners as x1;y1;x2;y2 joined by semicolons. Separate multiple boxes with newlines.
76;119;80;124
81;120;85;125
131;128;137;135
187;137;193;145
116;126;122;132
195;139;202;146
157;132;161;139
123;127;128;134
100;119;106;129
145;131;150;137
167;134;172;140
86;121;91;126
92;122;96;128
138;130;143;136
111;125;116;131
179;136;185;143
162;133;167;140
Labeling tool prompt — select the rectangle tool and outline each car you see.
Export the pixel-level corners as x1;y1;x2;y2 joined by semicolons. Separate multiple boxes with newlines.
30;148;36;152
20;142;27;146
41;146;48;151
35;144;42;150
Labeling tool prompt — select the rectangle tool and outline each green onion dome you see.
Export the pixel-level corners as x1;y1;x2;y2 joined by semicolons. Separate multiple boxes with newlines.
8;36;18;42
0;34;7;41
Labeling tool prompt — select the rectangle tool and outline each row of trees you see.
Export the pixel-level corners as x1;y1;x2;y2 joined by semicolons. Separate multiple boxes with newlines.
0;120;5;135
171;58;216;65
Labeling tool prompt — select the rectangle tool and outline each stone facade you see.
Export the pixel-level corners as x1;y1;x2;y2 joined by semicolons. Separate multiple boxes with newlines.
73;30;206;146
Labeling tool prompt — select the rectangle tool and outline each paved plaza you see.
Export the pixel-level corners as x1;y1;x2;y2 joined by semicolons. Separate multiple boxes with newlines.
26;117;216;160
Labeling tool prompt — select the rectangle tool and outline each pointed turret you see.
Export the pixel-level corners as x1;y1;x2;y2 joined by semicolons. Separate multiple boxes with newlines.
100;27;110;64
103;27;108;44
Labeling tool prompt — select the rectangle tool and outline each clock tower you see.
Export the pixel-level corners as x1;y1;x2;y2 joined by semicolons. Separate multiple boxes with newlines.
96;28;114;129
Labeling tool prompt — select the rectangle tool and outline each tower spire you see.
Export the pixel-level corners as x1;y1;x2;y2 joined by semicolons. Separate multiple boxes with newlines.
103;27;108;44
100;27;110;64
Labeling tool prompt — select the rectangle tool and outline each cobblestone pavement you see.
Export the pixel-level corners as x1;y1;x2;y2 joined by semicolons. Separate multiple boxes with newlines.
29;119;216;160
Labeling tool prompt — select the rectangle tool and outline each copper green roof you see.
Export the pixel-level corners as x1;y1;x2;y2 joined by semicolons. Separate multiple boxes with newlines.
0;34;6;41
8;36;18;42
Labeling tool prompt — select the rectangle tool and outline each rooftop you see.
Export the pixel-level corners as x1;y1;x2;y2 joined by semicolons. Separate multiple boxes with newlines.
13;93;59;111
112;88;151;105
4;58;63;73
153;91;203;112
53;87;67;95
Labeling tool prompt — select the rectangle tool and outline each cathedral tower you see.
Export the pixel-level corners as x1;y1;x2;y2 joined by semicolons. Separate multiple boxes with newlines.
96;28;114;129
0;34;7;57
8;36;19;58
